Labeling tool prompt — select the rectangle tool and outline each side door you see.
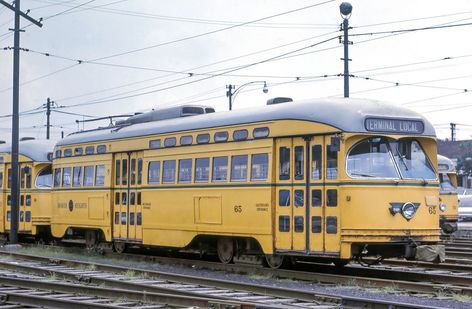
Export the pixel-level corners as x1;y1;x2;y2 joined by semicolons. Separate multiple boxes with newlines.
309;135;341;255
113;153;129;240
128;151;143;242
274;137;309;252
19;164;33;232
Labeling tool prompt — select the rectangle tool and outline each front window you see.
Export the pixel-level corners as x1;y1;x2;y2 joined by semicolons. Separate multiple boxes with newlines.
439;173;456;193
347;137;436;180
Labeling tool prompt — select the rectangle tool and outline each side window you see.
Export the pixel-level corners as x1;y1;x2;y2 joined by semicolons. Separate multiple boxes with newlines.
122;159;128;185
20;168;25;189
195;158;210;183
162;160;176;184
54;168;61;187
7;168;11;188
233;129;248;141
26;167;32;188
137;158;143;185
251;153;268;181
85;146;94;155
97;145;106;154
212;157;228;182
164;137;176;147
327;189;338;207
294;189;304;207
311;189;322;206
130;158;136;185
312;145;322;180
73;166;82;187
74;148;83;156
115;160;120;185
279;190;290;206
95;165;106;186
294;146;304;180
327;145;338;179
178;159;192;183
180;135;193;145
214;131;228;142
148;161;161;184
231;155;248;182
36;166;52;189
0;172;2;188
83;166;94;186
279;147;290;180
62;167;71;187
196;134;210;144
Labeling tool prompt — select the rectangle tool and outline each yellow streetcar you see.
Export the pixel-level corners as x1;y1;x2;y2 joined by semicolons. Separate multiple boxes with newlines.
0;138;54;241
437;155;458;234
50;98;444;266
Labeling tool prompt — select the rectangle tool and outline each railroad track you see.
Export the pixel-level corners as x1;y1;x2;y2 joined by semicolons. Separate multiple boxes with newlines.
0;248;446;309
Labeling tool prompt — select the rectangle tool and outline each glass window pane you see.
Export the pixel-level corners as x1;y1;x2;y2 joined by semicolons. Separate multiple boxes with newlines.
62;167;71;186
137;158;143;185
326;216;337;234
279;190;290;206
64;149;72;157
311;145;322;180
115;160;120;185
278;216;290;232
311;189;322;207
95;165;105;186
130;158;136;185
121;192;127;205
327;189;337;207
115;192;120;205
180;135;193;145
311;216;322;233
73;166;82;187
178;159;192;183
54;168;61;187
148;161;161;184
25;167;32;189
231;155;248;181
0;172;2;188
347;137;398;179
327;145;338;180
253;127;269;139
279;147;290;180
233;129;248;141
36;166;52;189
164;137;176;147
97;145;106;153
195;158;209;182
74;148;83;156
149;139;161;149
130;192;135;205
197;133;210;144
294;190;304;207
162;160;176;184
115;212;119;224
391;139;436;180
251;153;268;181
214;131;228;142
122;159;128;185
212;157;228;182
85;146;94;155
84;166;94;186
55;150;62;158
295;146;304;180
294;216;304;232
20;168;25;188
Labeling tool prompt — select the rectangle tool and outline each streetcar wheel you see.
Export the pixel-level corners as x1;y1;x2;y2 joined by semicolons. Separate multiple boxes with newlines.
217;237;234;264
265;254;285;269
333;260;349;267
85;230;97;250
113;241;127;254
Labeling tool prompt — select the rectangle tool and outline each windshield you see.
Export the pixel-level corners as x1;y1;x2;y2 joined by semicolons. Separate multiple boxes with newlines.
347;137;436;180
439;173;456;193
346;137;398;178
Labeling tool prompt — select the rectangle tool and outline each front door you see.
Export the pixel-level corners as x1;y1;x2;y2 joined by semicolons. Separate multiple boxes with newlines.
275;135;341;255
113;152;143;243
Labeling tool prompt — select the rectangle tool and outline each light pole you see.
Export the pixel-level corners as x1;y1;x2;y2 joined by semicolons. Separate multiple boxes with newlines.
340;2;352;98
226;81;268;111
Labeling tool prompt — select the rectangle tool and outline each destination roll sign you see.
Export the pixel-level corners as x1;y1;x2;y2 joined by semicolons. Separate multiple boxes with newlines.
365;117;424;134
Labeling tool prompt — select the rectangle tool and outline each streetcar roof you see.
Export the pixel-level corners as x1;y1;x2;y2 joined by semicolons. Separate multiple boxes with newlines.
437;154;456;173
0;139;56;162
57;98;436;146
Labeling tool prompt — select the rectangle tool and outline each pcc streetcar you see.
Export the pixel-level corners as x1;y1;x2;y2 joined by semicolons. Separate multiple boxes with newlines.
437;154;458;234
48;98;444;266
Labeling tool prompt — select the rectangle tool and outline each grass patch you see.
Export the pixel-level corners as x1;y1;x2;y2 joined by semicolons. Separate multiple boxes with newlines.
452;293;472;303
124;269;136;279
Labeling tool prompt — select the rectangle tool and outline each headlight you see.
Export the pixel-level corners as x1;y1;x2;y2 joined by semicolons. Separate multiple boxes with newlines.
402;202;417;220
439;202;446;212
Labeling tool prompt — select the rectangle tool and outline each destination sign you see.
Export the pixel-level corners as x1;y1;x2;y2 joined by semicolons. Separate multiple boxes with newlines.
365;118;424;134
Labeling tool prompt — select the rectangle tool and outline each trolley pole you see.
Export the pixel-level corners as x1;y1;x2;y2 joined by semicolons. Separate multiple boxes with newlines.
0;0;42;245
339;2;352;98
226;85;235;111
46;98;51;140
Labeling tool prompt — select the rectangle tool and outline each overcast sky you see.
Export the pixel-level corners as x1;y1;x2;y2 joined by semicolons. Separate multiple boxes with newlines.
1;0;472;142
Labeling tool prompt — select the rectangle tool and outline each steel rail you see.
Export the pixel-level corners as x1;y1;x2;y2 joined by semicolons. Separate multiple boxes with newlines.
0;249;445;309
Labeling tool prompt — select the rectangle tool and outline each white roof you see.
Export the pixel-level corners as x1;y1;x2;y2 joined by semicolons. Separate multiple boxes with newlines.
57;98;436;146
437;154;456;173
0;139;56;162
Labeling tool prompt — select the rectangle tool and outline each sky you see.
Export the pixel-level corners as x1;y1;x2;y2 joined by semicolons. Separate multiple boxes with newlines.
0;0;472;141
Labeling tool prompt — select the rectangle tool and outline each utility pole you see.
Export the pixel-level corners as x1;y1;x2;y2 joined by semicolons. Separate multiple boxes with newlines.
46;98;51;140
450;123;456;141
0;0;42;245
339;2;352;98
226;85;234;111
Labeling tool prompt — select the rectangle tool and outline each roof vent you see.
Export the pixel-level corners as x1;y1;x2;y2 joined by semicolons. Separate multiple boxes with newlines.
121;105;214;126
20;137;35;141
267;97;293;105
